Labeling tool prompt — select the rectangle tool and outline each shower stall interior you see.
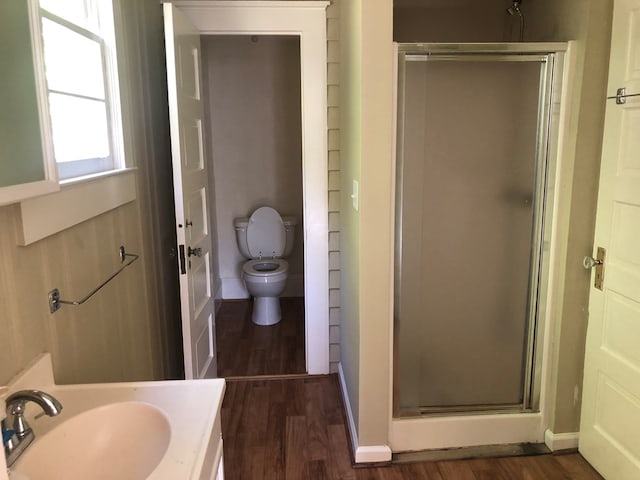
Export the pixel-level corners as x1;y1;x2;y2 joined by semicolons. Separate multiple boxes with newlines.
393;43;566;421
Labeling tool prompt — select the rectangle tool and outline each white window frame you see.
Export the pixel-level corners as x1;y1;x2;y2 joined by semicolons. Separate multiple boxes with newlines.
37;0;126;181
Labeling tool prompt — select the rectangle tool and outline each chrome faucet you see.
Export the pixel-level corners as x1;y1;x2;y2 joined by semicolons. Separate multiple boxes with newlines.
2;390;63;467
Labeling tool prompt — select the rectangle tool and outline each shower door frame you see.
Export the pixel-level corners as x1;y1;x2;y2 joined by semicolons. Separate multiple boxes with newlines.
391;42;569;451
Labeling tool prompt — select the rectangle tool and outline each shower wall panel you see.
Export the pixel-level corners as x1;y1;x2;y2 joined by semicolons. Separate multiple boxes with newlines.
396;59;542;411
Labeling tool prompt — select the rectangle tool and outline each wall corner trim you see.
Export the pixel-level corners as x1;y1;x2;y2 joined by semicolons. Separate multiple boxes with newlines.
337;363;392;464
544;429;579;452
338;363;360;458
354;445;393;464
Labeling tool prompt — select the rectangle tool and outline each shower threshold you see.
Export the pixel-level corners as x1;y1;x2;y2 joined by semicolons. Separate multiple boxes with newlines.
392;442;551;464
396;403;532;418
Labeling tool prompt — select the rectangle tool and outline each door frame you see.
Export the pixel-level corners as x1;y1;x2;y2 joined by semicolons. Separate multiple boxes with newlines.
169;0;330;375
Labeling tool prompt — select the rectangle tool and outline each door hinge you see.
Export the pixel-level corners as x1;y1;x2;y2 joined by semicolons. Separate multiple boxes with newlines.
178;244;186;274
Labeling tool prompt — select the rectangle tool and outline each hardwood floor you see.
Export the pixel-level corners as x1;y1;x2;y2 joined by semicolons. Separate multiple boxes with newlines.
221;376;605;480
216;298;306;377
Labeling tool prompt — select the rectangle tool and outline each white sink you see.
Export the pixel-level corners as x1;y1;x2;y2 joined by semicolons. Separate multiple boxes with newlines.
2;354;226;480
11;401;171;480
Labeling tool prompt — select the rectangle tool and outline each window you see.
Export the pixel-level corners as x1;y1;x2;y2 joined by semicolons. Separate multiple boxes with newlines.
13;0;135;244
38;0;124;180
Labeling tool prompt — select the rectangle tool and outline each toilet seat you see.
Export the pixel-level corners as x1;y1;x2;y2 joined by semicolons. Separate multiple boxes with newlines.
243;259;289;277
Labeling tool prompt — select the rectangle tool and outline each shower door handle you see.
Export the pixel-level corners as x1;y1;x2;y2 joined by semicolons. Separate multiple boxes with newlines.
583;247;606;290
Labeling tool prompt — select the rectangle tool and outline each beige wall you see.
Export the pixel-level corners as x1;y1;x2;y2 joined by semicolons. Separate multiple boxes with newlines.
339;0;363;436
0;202;159;385
121;0;183;380
358;0;395;445
201;35;304;297
393;0;508;43
339;0;394;447
0;0;178;385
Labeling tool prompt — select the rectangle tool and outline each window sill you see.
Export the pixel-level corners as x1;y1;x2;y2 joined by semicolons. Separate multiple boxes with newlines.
17;168;137;246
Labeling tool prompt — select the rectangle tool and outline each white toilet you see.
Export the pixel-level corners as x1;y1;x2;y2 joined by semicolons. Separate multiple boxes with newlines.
234;207;297;326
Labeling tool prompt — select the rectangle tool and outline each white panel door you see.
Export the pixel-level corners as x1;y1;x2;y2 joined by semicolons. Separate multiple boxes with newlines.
580;0;640;477
164;3;216;380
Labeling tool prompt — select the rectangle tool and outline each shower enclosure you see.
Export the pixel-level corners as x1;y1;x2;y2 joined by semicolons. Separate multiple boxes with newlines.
393;43;566;421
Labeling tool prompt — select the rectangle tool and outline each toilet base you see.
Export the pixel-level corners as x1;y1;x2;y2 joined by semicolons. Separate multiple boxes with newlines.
252;296;281;326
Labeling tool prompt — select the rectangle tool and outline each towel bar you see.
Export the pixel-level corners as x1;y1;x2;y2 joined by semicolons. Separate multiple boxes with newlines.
48;246;139;314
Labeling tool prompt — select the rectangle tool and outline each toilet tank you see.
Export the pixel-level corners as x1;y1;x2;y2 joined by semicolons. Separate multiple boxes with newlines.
281;216;297;257
234;217;251;258
234;214;297;258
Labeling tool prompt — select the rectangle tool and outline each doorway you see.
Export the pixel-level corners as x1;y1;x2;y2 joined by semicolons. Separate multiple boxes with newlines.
169;1;330;376
201;34;306;377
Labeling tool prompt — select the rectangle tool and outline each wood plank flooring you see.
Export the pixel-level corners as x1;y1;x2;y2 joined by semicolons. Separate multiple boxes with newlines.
216;298;306;377
221;376;605;480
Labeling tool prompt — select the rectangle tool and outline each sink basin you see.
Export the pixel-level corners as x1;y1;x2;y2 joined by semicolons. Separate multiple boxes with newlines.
3;354;225;479
11;401;171;480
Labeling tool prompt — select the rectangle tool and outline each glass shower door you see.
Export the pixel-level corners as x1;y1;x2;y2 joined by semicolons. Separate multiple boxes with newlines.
394;52;551;415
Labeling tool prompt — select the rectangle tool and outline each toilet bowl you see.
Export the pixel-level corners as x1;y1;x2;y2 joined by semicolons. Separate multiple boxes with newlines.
242;259;289;325
234;207;296;326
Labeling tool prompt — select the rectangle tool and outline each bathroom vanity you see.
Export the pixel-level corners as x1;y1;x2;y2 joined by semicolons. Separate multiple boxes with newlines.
1;354;225;479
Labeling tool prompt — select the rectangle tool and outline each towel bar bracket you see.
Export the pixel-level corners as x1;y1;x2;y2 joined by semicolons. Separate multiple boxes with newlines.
607;87;640;104
48;245;140;314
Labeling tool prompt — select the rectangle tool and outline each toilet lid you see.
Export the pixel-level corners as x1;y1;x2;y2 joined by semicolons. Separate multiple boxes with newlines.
246;207;285;258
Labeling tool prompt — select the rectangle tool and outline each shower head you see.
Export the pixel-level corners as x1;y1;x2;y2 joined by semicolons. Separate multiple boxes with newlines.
506;0;523;16
506;0;526;42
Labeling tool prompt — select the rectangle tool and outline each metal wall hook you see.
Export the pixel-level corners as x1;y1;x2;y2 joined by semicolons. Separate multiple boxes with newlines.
48;246;140;313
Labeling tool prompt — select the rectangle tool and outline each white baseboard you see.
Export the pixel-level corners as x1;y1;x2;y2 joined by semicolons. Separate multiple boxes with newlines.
220;274;305;300
544;429;579;451
337;363;392;464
